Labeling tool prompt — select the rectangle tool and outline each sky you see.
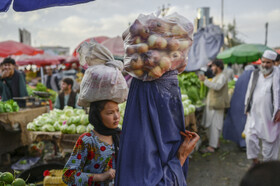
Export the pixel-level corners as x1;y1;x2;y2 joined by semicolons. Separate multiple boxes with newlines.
0;0;279;55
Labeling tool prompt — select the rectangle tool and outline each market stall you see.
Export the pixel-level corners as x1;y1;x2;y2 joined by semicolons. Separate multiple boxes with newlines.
29;131;80;156
26;106;93;158
0;106;48;156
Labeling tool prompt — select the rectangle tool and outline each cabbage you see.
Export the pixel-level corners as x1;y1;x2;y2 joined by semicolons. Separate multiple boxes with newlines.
45;118;54;125
80;115;89;125
72;116;80;124
86;124;94;132
64;109;74;117
53;109;63;115
53;121;61;131
119;102;126;114
60;124;69;134
27;122;37;131
189;105;196;113
75;109;85;115
76;125;87;134
181;94;189;102
184;108;189;116
67;124;76;134
183;100;191;108
41;124;55;132
59;115;69;123
66;117;74;125
34;119;45;127
119;116;123;125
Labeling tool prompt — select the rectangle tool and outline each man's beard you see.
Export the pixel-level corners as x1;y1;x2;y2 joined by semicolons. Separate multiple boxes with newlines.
260;66;273;75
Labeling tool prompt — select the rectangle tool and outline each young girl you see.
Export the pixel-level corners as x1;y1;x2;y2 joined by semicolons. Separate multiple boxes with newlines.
62;100;121;186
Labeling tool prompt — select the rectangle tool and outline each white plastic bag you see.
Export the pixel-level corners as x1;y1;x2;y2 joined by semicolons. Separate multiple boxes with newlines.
77;41;128;107
122;12;194;81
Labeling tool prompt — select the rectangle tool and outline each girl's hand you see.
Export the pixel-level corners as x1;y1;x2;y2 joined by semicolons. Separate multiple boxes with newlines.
103;168;116;180
177;130;200;166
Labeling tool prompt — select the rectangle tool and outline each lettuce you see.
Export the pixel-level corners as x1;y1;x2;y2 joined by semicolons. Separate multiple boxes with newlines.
77;125;87;134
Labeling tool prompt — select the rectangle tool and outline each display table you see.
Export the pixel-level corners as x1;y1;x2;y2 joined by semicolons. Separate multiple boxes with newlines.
0;106;48;155
30;132;80;156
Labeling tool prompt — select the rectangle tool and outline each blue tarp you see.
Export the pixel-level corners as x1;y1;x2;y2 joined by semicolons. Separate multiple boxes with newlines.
116;71;188;185
0;0;95;12
223;70;253;148
186;24;224;72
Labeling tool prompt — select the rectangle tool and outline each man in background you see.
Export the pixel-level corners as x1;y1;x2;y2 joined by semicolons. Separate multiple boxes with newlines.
54;77;81;109
43;66;60;92
199;59;229;153
0;57;28;107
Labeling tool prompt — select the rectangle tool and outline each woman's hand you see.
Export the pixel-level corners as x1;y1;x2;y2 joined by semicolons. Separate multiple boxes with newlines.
177;130;200;166
102;168;116;181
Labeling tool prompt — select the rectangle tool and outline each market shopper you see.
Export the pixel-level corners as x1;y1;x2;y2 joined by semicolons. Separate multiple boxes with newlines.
116;70;200;185
54;77;80;109
224;63;235;82
42;66;60;92
62;41;129;185
199;59;229;153
62;100;121;185
244;50;280;165
275;54;280;66
0;57;28;107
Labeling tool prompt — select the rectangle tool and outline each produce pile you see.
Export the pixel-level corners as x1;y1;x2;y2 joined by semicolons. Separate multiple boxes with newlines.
0;171;33;186
178;72;207;106
228;79;236;90
0;100;20;113
27;106;94;134
182;94;196;116
123;13;193;81
27;83;57;103
118;101;127;127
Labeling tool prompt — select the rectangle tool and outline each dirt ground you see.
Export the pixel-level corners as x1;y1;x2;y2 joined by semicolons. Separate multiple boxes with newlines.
187;139;251;186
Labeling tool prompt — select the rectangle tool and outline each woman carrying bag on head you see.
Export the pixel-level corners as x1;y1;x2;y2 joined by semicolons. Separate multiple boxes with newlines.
62;42;128;186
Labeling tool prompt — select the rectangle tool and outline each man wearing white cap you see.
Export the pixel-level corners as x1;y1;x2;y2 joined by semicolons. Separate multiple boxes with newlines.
244;50;280;166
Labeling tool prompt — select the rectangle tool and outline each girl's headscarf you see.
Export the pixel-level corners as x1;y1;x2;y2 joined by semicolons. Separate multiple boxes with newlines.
89;101;121;160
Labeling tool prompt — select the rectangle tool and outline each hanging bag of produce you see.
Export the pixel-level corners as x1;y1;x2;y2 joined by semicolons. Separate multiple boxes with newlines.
122;12;193;81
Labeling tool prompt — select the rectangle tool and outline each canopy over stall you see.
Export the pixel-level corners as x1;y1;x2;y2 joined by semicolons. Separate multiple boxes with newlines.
0;40;44;58
0;0;95;12
217;43;274;64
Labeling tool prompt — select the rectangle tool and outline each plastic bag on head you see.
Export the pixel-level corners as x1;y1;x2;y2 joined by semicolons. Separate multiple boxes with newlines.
78;41;128;107
122;12;193;81
78;40;114;67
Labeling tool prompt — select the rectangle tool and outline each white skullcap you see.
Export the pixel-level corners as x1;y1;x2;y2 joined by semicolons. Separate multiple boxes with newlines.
262;50;277;61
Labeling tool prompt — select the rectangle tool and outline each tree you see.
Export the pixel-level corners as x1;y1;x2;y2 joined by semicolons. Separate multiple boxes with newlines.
224;19;243;48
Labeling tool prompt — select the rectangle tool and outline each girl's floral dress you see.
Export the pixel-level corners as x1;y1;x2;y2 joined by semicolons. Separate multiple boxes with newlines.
62;131;115;186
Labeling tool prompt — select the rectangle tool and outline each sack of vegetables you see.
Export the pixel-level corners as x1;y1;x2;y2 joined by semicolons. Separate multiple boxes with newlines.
122;12;193;81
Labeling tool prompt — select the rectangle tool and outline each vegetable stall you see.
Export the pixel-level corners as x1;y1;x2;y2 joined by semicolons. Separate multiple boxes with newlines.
26;106;93;157
0;104;48;159
178;72;207;132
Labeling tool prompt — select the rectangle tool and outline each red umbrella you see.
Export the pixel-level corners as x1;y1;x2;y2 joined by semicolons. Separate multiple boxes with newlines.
72;36;109;57
16;54;60;67
0;40;44;57
101;36;125;57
